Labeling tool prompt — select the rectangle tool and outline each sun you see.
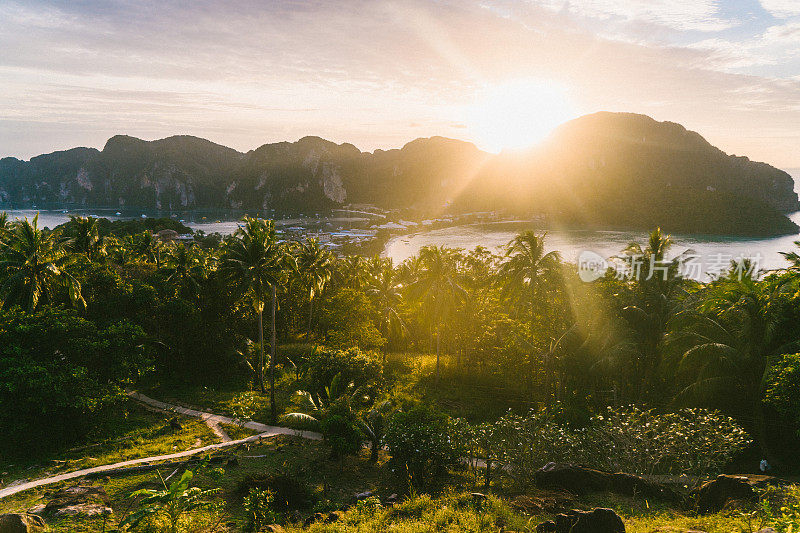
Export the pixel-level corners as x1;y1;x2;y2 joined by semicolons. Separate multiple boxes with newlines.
465;79;578;153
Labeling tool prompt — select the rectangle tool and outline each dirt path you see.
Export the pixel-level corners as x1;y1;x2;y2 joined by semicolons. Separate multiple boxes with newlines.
0;391;321;500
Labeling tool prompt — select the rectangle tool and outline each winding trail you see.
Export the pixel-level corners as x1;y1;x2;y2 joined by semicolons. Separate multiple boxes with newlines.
0;391;321;500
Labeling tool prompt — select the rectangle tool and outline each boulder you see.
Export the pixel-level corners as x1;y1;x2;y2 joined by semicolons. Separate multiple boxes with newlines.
0;513;46;533
691;475;757;514
43;485;112;517
355;491;373;500
511;491;575;514
537;508;625;533
303;512;324;528
534;464;682;505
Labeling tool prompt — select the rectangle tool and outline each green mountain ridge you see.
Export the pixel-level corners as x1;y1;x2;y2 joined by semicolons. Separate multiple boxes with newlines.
0;112;797;236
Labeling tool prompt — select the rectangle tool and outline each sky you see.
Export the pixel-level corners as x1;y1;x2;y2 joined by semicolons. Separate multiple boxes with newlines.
1;0;799;169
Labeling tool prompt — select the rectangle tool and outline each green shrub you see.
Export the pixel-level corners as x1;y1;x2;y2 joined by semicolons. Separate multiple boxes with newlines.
385;406;463;486
243;488;280;532
301;346;383;398
238;474;313;512
320;407;364;460
0;307;148;458
765;353;800;435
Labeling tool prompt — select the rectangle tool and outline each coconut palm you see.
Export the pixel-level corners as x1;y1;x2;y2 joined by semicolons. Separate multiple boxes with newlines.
108;235;137;266
221;217;294;420
334;255;368;291
366;258;406;352
134;230;163;266
0;212;9;246
359;400;393;462
68;215;106;261
0;215;85;311
161;244;207;299
618;227;692;401
409;246;465;385
280;372;370;426
668;266;795;459
779;240;800;271
296;238;334;338
498;231;561;340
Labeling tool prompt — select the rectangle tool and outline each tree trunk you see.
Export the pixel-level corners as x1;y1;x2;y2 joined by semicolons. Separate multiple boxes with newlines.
258;309;266;393
307;297;314;340
435;329;441;386
270;286;278;422
370;440;379;463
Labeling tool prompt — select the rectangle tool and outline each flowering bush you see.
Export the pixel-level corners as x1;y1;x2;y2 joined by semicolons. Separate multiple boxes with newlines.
472;406;750;488
582;406;751;476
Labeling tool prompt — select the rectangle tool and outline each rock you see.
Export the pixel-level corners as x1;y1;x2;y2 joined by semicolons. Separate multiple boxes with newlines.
0;513;46;532
43;485;113;517
538;508;625;533
511;492;575;514
355;490;373;500
326;511;342;523
691;475;757;514
303;512;324;528
471;492;488;508
650;526;706;533
536;520;557;533
534;464;682;505
757;529;777;533
24;506;45;517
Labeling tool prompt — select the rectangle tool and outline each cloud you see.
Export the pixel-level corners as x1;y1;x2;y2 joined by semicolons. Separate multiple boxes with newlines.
760;0;800;19
0;0;798;167
535;0;734;32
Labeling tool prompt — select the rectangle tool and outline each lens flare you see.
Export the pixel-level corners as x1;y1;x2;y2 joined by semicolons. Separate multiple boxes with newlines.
465;79;578;152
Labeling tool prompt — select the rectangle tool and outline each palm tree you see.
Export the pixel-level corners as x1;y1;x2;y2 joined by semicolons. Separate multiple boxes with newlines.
0;212;9;246
498;231;561;342
108;235;137;266
296;238;334;338
359;400;393;462
668;266;795;459
0;215;85;311
68;215;106;261
334;255;368;291
134;231;163;266
779;240;800;271
161;244;207;299
366;258;406;353
409;246;465;385
618;227;690;401
221;217;294;420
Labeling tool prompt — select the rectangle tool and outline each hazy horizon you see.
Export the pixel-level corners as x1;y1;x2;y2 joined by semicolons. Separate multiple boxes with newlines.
4;124;800;178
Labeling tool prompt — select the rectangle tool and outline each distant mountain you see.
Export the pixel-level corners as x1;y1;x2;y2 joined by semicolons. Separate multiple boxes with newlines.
1;112;797;236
